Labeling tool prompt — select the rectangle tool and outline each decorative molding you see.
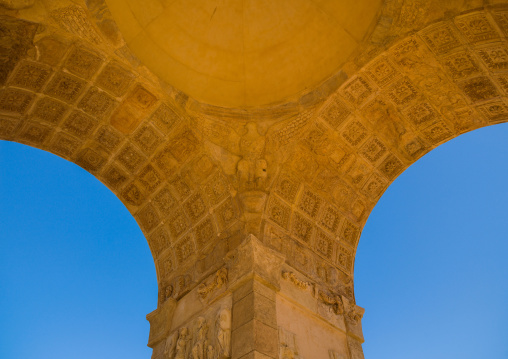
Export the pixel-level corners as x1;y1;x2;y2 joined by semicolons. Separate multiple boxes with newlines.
281;271;312;291
318;290;344;315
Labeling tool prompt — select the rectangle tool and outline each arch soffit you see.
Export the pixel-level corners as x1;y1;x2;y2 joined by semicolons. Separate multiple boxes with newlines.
0;11;237;288
1;3;508;301
291;7;508;283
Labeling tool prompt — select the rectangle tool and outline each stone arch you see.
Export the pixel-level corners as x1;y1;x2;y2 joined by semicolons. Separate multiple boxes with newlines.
0;13;244;305
233;7;508;313
4;2;508;357
266;7;508;301
4;4;507;305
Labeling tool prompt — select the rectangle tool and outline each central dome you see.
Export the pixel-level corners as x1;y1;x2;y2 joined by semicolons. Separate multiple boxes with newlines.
105;0;383;108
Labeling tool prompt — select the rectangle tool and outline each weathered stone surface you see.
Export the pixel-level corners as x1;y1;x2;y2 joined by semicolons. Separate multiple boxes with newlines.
110;84;158;134
3;2;508;358
0;16;37;85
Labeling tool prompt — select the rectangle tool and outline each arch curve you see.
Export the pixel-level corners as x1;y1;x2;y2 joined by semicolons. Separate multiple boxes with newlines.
0;13;241;298
0;139;157;358
321;7;508;279
3;0;508;336
258;5;508;303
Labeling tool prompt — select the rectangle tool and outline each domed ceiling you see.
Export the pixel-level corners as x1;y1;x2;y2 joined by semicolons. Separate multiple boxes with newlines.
104;0;383;108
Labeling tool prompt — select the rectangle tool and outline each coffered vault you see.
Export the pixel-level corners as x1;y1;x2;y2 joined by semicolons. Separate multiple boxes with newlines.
1;1;508;358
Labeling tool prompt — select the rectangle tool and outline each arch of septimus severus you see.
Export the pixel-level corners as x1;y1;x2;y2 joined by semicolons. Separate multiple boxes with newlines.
2;0;507;357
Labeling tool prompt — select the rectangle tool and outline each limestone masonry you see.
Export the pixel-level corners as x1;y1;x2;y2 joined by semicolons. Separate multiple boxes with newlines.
1;1;507;358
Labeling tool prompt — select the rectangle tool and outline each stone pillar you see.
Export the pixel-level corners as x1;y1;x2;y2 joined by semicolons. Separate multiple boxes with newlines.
226;234;285;359
146;233;366;359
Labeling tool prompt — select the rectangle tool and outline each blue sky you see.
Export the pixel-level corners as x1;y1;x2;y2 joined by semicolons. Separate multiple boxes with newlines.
0;141;156;359
1;123;508;359
356;123;508;358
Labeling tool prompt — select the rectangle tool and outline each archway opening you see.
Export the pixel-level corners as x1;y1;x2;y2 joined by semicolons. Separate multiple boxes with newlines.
355;124;508;359
0;141;157;359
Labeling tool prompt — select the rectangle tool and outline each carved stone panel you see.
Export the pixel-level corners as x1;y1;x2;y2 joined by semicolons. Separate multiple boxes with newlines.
77;87;115;119
298;188;322;219
31;97;68;124
8;60;51;91
49;133;82;158
95;61;134;96
94;125;122;152
194;217;217;250
279;327;304;359
151;304;232;359
150;103;180;134
63;45;102;80
44;72;86;104
420;23;462;55
0;116;20;138
116;143;146;174
460;76;500;103
153;186;178;217
132;124;163;154
101;164;128;190
320;97;351;129
62;110;98;138
110;84;158;134
17;121;51;145
0;88;34;114
340;76;373;107
477;45;508;71
136;203;160;234
455;13;500;43
76;147;106;173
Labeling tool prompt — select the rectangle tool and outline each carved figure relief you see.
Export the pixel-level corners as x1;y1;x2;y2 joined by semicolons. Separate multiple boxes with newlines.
159;284;173;305
164;332;177;359
216;308;231;358
196;115;311;233
206;345;216;359
175;327;190;359
345;305;365;326
197;268;228;300
192;317;208;359
163;275;193;300
236;122;267;192
7;5;508;358
346;309;363;326
162;308;231;359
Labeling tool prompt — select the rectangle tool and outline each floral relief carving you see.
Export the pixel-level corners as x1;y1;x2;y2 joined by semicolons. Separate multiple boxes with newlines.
455;13;499;43
281;271;312;291
8;60;51;91
420;23;462;55
0;88;35;114
31;97;68;124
